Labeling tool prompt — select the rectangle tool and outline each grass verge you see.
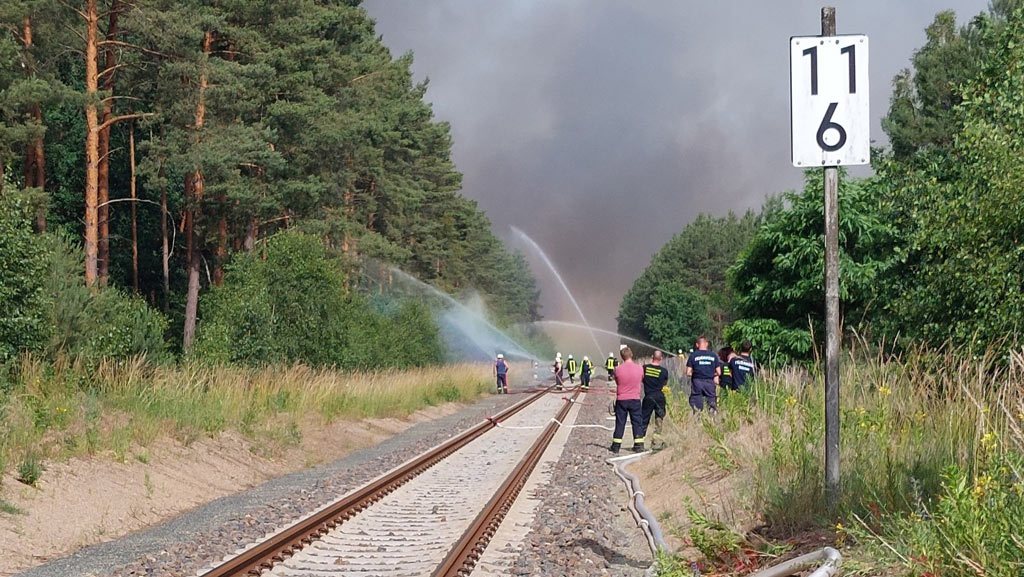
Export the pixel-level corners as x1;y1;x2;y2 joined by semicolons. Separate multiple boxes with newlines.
0;356;490;484
649;344;1024;577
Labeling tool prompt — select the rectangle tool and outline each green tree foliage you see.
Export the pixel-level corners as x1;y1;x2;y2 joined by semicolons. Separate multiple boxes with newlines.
729;172;896;340
42;234;168;362
195;231;444;368
0;190;48;360
0;193;167;362
882;8;1024;346
722;318;812;369
0;0;540;365
882;11;988;160
618;212;759;344
644;281;710;352
882;3;1023;160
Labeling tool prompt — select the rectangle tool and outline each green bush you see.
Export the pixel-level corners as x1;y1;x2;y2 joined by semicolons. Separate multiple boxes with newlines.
195;231;444;369
722;318;812;369
0;190;50;362
43;234;168;362
728;173;896;343
0;196;167;364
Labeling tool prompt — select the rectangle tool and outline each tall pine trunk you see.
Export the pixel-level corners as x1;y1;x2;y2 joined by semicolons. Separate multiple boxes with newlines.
21;15;46;233
243;217;257;251
84;0;100;286
183;182;200;349
129;121;138;293
214;203;226;285
97;0;119;286
182;30;213;351
32;116;45;233
160;163;169;311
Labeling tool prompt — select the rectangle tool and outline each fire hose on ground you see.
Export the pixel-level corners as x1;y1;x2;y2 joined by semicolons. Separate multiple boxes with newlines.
606;452;842;577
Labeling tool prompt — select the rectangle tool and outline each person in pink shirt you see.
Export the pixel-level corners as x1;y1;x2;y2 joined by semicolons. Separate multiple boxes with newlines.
611;346;645;453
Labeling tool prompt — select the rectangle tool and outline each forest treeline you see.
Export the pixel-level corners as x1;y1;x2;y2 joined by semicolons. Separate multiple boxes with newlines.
0;0;542;366
619;3;1024;364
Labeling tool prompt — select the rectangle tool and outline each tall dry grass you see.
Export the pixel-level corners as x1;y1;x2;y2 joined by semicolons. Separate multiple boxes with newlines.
0;356;490;479
654;344;1024;576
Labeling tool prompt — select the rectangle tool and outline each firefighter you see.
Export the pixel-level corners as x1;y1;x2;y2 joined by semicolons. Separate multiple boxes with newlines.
553;353;565;390
729;340;758;390
686;337;721;412
610;346;645;453
718;346;737;391
641;350;669;447
605;352;617;383
580;356;594;390
494;353;509;394
567;354;579;386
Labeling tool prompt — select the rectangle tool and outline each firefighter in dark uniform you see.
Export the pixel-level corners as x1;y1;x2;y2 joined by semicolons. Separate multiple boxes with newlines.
641;350;669;447
580;356;594;390
605;352;617;383
729;340;758;390
718;346;736;391
686;336;721;412
567;354;578;386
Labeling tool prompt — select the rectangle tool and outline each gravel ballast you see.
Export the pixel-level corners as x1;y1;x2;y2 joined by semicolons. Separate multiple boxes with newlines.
512;389;652;577
15;393;521;577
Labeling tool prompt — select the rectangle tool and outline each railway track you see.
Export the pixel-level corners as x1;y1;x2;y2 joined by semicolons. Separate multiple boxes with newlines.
198;386;582;577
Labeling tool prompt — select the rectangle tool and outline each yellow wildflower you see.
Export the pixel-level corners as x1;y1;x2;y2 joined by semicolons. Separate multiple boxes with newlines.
974;474;994;498
878;386;891;396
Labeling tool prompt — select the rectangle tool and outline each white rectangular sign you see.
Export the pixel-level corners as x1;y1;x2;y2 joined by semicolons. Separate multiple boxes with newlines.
790;34;869;167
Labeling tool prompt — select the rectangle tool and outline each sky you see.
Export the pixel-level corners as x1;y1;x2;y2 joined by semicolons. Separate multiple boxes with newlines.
364;0;991;354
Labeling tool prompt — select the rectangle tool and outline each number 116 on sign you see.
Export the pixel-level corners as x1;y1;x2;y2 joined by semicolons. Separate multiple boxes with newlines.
790;35;869;167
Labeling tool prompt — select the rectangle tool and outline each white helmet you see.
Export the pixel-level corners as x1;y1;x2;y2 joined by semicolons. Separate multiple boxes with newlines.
583;356;589;361
608;352;614;357
556;352;562;359
496;354;504;359
568;354;573;359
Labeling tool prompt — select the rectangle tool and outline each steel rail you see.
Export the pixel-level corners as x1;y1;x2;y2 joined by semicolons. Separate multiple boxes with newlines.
432;389;582;577
199;387;556;577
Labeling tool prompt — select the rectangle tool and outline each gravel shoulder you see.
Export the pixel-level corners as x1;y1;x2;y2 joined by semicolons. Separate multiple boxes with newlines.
512;385;652;577
14;392;520;577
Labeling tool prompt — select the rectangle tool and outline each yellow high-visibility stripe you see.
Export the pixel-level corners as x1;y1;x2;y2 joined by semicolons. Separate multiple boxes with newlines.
612;438;622;443
634;437;645;443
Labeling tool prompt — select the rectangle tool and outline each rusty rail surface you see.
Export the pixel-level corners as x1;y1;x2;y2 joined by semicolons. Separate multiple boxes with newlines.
200;387;559;577
432;389;581;577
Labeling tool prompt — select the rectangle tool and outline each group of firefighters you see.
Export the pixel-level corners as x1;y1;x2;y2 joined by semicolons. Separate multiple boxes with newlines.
492;336;758;453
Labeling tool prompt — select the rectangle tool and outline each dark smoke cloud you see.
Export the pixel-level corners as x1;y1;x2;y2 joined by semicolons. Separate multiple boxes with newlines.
364;0;989;345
